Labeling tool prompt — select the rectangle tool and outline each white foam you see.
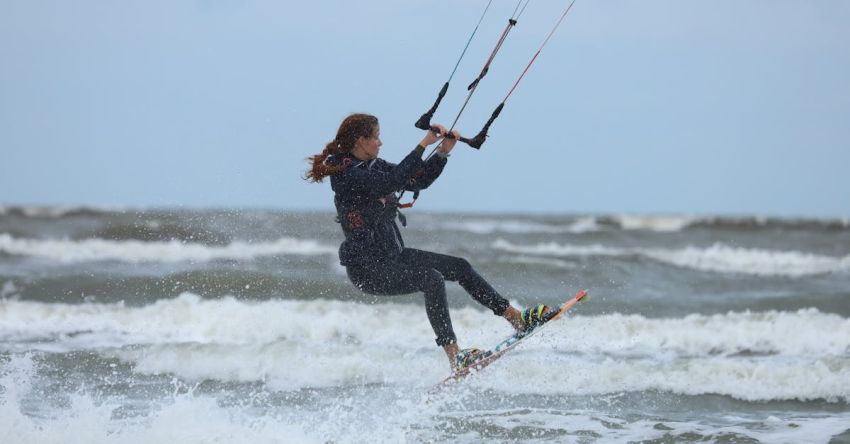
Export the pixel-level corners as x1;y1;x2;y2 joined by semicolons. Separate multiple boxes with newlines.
0;294;442;389
20;206;89;218
4;349;849;444
472;352;850;403
0;233;337;263
0;354;320;444
4;296;849;358
0;205;124;218
0;351;444;444
561;309;850;357
492;239;850;276
615;214;698;232
643;243;850;276
493;239;627;257
464;310;850;403
2;295;850;402
0;293;426;347
435;215;704;234
436;217;601;234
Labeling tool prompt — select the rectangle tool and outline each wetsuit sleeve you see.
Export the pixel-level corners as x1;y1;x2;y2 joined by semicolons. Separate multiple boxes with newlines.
404;152;448;191
335;145;426;198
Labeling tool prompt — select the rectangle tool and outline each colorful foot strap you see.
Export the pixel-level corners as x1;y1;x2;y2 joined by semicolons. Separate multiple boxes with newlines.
521;304;550;331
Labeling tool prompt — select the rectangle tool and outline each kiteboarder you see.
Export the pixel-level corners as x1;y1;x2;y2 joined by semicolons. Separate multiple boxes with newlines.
305;113;551;370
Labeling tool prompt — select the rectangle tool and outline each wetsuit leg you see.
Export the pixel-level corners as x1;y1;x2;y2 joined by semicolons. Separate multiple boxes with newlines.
347;260;457;346
398;248;510;316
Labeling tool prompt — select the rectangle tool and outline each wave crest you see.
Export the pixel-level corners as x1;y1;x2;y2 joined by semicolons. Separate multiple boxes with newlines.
0;233;336;263
492;239;850;277
2;295;849;402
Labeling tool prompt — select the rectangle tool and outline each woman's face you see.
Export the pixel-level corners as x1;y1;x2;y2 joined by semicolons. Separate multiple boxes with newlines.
354;124;382;160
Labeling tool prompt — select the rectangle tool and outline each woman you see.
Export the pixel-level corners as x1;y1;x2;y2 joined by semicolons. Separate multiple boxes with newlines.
306;113;551;371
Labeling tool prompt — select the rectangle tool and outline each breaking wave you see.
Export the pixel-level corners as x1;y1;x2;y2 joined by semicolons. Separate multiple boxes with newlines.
0;205;123;218
436;217;601;234
2;294;848;402
0;233;336;263
429;214;850;234
492;239;850;277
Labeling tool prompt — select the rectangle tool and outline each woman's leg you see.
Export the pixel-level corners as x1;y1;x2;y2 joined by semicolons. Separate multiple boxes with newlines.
347;262;457;348
399;249;510;315
399;249;528;331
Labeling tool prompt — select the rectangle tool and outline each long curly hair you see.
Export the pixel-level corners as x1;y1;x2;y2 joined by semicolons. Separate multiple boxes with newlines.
304;113;379;183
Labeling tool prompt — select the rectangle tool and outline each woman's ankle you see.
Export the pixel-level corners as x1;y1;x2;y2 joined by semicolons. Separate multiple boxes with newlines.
503;306;525;331
443;343;459;368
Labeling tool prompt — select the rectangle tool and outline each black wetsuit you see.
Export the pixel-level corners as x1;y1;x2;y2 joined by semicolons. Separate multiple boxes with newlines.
327;145;510;346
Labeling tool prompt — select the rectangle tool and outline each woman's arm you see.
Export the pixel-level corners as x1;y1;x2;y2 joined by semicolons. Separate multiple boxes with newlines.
335;145;427;198
405;154;447;191
403;128;459;191
333;126;450;197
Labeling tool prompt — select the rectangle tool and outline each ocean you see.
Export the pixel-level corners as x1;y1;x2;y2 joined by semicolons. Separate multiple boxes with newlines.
1;206;849;443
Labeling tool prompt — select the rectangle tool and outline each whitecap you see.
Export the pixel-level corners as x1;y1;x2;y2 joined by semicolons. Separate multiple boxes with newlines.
0;233;337;263
436;217;601;234
3;296;850;402
615;214;698;232
492;239;850;277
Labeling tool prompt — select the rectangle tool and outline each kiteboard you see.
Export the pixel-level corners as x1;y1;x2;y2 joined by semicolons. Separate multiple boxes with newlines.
434;289;589;390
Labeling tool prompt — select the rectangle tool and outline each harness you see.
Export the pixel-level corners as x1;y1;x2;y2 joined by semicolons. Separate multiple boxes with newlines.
329;155;412;230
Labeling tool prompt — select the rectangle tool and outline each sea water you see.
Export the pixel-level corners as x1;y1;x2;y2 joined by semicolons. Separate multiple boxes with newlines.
1;207;849;443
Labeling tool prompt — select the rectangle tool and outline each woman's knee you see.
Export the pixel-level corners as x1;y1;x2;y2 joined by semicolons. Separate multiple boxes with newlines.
347;266;375;294
420;268;445;294
455;257;472;274
442;256;473;279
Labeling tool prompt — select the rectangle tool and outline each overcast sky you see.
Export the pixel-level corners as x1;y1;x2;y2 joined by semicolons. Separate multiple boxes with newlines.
1;0;848;218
